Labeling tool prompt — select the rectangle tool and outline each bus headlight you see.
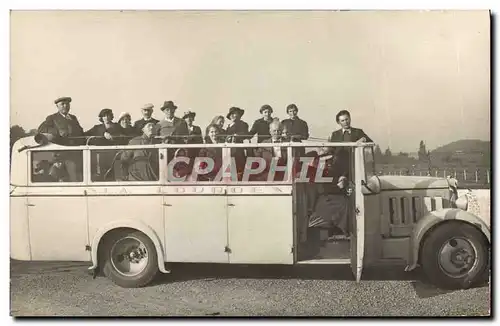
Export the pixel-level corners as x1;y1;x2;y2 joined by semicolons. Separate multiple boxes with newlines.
454;194;468;210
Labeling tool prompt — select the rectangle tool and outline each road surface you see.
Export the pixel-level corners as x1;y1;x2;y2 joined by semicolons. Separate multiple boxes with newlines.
10;260;490;317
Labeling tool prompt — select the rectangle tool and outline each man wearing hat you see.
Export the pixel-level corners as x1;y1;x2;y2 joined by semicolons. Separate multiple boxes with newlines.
133;103;159;133
37;96;85;146
248;104;274;143
154;100;189;144
183;111;203;145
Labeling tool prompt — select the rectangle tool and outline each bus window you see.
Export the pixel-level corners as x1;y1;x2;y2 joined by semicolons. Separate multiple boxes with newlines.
31;150;83;183
166;146;223;182
91;148;159;182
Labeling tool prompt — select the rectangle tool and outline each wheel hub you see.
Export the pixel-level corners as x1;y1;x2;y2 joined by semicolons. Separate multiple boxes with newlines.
110;236;149;277
438;237;478;279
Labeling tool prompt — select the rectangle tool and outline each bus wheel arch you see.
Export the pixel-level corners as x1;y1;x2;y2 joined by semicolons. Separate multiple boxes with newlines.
90;221;169;283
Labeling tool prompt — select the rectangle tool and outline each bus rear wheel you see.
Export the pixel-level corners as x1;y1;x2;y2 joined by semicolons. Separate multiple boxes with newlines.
101;230;159;288
420;222;489;290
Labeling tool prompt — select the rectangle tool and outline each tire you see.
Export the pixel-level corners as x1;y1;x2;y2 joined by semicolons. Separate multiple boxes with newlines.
101;230;159;288
420;222;490;290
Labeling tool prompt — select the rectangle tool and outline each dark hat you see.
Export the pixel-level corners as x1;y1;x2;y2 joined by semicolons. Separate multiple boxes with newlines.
98;108;113;118
182;110;196;119
286;103;298;112
226;106;245;119
260;104;273;114
54;96;72;104
160;101;178;111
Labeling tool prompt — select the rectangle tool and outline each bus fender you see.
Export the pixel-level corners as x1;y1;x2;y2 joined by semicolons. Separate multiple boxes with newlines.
405;208;490;272
88;219;170;274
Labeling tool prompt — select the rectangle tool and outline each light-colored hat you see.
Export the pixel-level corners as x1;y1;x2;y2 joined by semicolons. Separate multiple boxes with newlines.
118;112;131;123
141;103;154;111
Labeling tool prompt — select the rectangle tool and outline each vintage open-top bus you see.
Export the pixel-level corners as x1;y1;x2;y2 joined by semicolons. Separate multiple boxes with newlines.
10;134;490;289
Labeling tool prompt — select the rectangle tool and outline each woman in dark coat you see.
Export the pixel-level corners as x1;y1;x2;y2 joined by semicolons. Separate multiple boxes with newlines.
225;107;249;177
85;109;122;181
85;108;122;145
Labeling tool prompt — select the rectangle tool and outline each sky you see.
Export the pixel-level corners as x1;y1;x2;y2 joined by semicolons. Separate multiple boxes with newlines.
9;10;490;153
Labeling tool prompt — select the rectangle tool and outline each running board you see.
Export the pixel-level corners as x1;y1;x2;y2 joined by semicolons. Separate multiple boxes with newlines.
296;258;351;264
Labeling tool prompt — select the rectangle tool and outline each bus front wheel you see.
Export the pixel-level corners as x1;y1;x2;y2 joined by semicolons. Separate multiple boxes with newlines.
420;222;489;289
101;230;159;288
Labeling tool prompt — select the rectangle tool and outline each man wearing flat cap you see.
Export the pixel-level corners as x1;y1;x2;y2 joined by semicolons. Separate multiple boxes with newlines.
249;104;274;143
154;100;189;144
133;103;159;133
37;96;85;146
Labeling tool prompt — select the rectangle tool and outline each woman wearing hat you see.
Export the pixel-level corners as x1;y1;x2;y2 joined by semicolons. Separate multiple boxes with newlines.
116;112;140;145
225;107;250;176
85;108;122;181
84;108;122;145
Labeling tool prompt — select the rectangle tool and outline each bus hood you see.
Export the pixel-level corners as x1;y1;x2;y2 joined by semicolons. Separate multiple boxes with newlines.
377;176;450;191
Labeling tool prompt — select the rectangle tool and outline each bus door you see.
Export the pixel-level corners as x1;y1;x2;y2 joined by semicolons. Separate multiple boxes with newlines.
162;145;229;263
225;144;295;265
351;146;366;282
27;149;90;261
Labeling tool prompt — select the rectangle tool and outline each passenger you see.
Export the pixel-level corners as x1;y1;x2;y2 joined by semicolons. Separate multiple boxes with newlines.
198;124;223;181
249;104;274;143
225;107;249;177
85;108;122;145
116;112;140;145
121;122;160;181
206;115;226;142
281;104;309;157
281;104;309;142
183;110;203;145
308;155;353;240
32;160;53;182
256;120;288;181
155;100;189;144
133;103;159;133
48;153;70;182
328;109;373;179
37;96;85;146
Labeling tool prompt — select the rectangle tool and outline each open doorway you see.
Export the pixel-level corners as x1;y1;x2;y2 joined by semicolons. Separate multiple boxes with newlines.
294;146;355;262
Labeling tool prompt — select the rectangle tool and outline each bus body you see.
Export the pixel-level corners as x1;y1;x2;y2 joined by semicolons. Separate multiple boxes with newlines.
10;136;490;289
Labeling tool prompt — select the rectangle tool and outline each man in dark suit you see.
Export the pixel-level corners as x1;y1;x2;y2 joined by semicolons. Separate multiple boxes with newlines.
133;103;159;133
328;109;372;144
37;96;85;146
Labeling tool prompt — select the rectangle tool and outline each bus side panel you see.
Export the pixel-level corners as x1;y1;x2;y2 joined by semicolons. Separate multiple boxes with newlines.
10;196;31;260
27;195;89;261
87;193;164;258
164;195;228;263
227;195;294;264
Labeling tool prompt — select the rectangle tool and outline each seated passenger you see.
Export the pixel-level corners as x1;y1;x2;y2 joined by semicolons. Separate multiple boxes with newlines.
116;112;140;145
32;160;53;182
254;120;288;181
198;124;223;181
308;155;353;240
120;122;160;181
48;154;70;182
